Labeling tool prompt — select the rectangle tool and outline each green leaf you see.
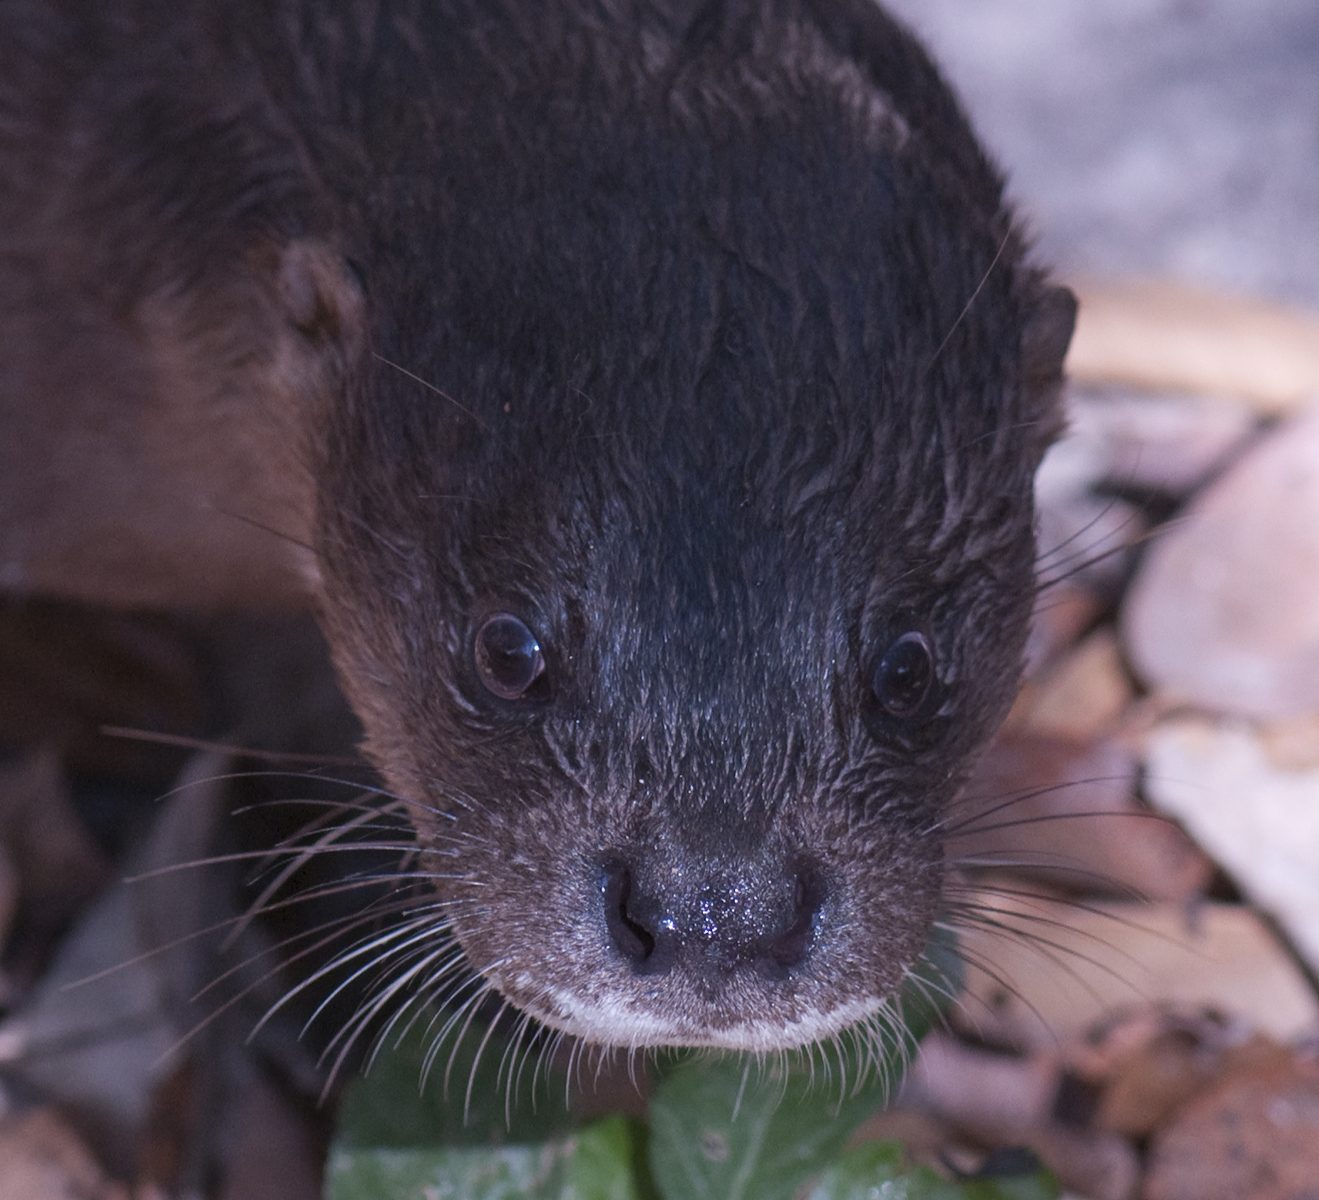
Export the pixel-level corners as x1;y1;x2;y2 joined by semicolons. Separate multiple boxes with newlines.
806;1142;1060;1200
560;1116;653;1200
646;1039;908;1200
806;1143;912;1199
960;1174;1059;1200
328;1143;552;1200
335;1015;574;1149
327;1114;647;1200
643;934;962;1200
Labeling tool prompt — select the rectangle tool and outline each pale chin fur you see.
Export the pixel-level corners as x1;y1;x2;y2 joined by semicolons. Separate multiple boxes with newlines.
524;987;885;1052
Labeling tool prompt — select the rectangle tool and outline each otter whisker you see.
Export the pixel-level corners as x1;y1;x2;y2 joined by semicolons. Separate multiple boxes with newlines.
194;901;449;1036
318;936;480;1097
372;352;489;431
461;995;518;1122
928;933;1051;1034
947;808;1171;842
289;915;463;1044
1032;492;1135;571
67;858;432;997
936;775;1143;838
946;856;1142;897
355;946;474;1077
940;908;1141;1010
100;725;364;767
1033;513;1155;593
152;900;443;1075
926;227;1014;372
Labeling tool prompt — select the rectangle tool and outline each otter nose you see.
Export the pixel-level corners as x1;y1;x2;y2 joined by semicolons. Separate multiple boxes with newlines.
600;855;824;980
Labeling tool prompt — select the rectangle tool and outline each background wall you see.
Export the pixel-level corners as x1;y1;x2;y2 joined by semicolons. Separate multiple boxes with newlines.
885;0;1319;304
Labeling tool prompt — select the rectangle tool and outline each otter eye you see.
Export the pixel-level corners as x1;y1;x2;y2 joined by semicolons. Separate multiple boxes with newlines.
872;631;934;718
474;614;546;700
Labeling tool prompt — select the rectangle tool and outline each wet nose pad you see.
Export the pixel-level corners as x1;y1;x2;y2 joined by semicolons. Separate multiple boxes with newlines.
601;860;678;977
600;856;824;979
760;869;824;975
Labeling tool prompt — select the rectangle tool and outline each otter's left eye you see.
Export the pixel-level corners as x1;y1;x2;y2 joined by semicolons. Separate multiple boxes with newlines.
871;631;934;718
474;613;546;700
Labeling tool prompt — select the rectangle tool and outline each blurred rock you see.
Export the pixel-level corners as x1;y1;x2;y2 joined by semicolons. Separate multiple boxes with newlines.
956;733;1211;902
1068;282;1319;414
906;1032;1140;1200
1123;403;1319;718
1144;1048;1319;1200
1012;629;1134;741
0;750;109;993
954;899;1319;1049
1027;581;1107;677
1258;712;1319;772
1144;717;1319;975
0;1109;128;1200
1063;387;1256;497
1067;1009;1241;1139
885;0;1319;308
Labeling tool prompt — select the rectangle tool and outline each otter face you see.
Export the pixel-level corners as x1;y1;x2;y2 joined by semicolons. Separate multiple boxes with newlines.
311;10;1073;1053
318;397;1047;1050
314;266;1067;1053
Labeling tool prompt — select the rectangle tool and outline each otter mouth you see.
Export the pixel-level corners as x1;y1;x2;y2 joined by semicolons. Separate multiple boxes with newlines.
524;985;889;1052
482;948;899;1052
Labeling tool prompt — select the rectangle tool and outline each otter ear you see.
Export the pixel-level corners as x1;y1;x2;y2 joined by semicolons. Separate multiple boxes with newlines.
1021;283;1077;449
265;238;367;460
1023;284;1077;382
276;239;366;350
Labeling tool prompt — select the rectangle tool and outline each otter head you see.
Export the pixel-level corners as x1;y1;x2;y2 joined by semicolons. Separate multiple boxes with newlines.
311;6;1075;1053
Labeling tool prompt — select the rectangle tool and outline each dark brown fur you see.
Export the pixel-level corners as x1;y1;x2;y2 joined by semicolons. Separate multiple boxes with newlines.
0;0;1074;1052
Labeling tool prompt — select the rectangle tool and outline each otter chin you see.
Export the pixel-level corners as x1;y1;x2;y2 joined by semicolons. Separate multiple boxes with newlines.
3;0;1075;1057
522;989;889;1053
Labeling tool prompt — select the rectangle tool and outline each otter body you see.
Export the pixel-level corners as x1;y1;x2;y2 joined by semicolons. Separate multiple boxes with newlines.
0;1;1074;1051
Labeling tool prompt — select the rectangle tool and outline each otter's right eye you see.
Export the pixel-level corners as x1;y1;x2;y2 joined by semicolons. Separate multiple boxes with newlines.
871;630;935;719
474;614;546;700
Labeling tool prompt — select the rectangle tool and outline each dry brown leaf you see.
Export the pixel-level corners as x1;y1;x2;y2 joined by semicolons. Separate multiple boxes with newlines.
904;1032;1141;1200
1063;1009;1240;1138
1012;631;1135;743
1057;389;1257;499
0;751;108;951
1123;403;1319;719
1143;1048;1319;1200
0;1109;128;1200
0;753;238;1142
1144;718;1319;976
955;734;1212;902
955;898;1319;1049
1068;279;1319;414
216;1072;325;1200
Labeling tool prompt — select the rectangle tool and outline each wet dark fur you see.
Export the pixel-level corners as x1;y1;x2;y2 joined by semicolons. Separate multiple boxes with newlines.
1;1;1074;1051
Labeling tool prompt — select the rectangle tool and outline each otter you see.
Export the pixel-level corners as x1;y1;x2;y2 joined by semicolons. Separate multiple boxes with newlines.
0;0;1075;1054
